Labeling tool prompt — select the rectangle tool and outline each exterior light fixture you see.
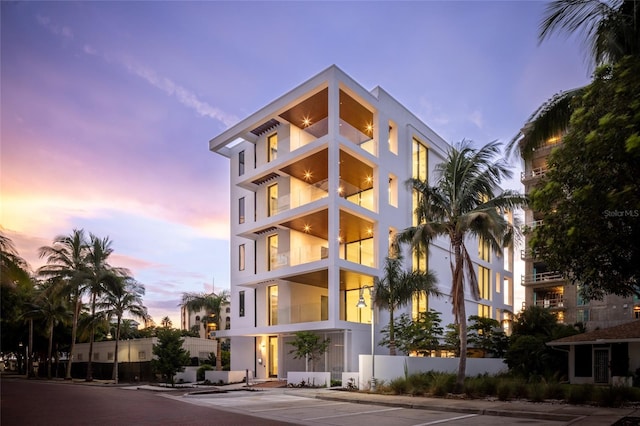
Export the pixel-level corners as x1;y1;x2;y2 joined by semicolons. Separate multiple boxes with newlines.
365;123;373;134
338;186;344;195
303;224;311;233
302;117;311;127
365;175;373;184
304;170;312;181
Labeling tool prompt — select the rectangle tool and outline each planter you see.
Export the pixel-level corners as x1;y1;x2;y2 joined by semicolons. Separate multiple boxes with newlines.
287;371;330;387
205;370;253;385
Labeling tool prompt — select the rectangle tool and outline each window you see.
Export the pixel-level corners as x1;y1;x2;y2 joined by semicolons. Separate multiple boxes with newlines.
268;133;278;162
412;248;427;273
388;174;398;207
107;352;114;361
412;138;428;180
239;290;245;317
268;285;278;325
94;352;100;361
577;309;590;323
479;266;491;300
239;244;245;271
138;351;146;360
479;237;491;262
77;353;83;361
478;304;491;318
239;150;245;176
268;234;278;271
412;291;428;319
239;197;245;224
388;122;398;154
268;184;278;216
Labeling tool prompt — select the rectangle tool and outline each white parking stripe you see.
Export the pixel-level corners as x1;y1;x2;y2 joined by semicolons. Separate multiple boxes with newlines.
413;413;479;425
250;401;348;412
303;406;403;421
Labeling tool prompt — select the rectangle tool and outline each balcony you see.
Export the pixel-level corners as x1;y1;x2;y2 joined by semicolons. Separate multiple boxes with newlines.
273;179;329;215
521;271;564;286
520;248;539;260
269;300;328;325
534;297;565;310
269;244;329;270
520;167;548;182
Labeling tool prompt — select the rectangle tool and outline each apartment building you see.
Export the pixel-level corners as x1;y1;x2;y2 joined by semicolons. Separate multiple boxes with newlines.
180;303;232;340
520;133;639;329
210;65;515;380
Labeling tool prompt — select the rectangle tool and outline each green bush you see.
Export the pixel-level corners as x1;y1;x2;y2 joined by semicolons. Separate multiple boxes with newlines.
567;384;594;405
430;372;455;397
596;386;632;408
197;364;214;381
407;372;432;396
528;382;545;403
389;377;408;395
544;382;566;400
497;381;513;401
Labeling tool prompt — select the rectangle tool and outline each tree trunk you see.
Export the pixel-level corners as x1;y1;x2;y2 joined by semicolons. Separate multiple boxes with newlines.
27;319;34;378
113;317;121;384
216;338;222;371
66;296;81;380
388;306;396;356
47;322;54;379
453;239;467;391
86;292;97;381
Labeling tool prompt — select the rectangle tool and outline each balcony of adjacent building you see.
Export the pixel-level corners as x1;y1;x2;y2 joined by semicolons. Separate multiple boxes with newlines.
520;248;540;260
522;270;564;286
521;219;543;234
521;166;548;183
533;287;565;310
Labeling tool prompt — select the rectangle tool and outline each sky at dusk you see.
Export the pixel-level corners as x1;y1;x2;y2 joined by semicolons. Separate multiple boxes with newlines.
1;1;592;326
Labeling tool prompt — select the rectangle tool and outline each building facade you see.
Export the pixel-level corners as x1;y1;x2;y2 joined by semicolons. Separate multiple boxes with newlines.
210;65;515;380
180;302;232;340
520;132;640;329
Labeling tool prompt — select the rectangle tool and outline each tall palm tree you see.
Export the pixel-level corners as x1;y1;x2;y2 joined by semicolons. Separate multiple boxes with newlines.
508;0;640;158
181;290;230;371
84;234;129;381
398;141;527;389
373;253;440;355
38;229;89;380
24;280;73;379
1;231;31;287
98;276;147;384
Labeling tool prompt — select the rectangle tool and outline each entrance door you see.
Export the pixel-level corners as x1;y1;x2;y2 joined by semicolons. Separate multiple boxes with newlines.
594;348;610;384
268;336;278;378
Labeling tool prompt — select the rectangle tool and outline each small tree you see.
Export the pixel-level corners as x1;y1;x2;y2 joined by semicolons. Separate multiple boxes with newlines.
443;323;460;357
288;331;330;372
151;328;190;386
467;315;509;358
380;310;443;356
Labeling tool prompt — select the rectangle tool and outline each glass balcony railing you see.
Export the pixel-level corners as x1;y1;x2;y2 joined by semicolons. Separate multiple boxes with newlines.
339;119;375;155
269;300;328;325
273;181;329;215
269;244;329;270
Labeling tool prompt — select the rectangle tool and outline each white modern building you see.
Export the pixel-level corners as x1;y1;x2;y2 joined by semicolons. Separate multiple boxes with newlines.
180;302;232;339
209;65;514;381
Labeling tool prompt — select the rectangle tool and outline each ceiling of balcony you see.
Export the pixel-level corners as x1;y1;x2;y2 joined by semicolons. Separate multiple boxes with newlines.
280;149;328;185
281;268;374;290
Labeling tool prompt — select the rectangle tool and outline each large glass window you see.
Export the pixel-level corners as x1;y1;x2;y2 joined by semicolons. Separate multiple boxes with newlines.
268;285;278;325
239;290;245;317
478;303;490;318
412;138;428;180
412;291;428;319
268;133;278;162
239;150;245;176
479;237;491;262
268;184;278;217
268;234;278;271
239;197;245;224
479;266;491;300
345;237;374;267
239;244;245;271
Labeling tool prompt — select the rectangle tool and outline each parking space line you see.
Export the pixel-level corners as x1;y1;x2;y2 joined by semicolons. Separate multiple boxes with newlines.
303;406;403;421
251;401;348;413
414;413;479;425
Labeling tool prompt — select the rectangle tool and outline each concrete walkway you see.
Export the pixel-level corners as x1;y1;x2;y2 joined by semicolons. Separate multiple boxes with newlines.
203;382;639;425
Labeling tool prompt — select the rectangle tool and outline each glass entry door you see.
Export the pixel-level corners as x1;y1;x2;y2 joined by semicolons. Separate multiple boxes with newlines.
268;336;278;378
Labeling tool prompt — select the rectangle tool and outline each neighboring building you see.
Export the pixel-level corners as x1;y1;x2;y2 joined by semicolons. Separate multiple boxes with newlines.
209;65;515;380
180;299;232;339
71;337;217;381
547;319;640;385
519;126;639;330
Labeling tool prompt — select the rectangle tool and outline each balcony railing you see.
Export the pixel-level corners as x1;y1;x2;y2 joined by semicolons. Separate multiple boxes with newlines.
534;297;565;309
339;119;375;155
521;271;564;286
520;249;539;260
269;245;329;270
269;300;328;325
521;167;548;182
274;181;329;214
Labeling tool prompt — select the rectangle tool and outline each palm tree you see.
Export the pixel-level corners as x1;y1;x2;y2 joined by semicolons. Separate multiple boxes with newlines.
181;290;230;371
24;281;73;379
397;141;527;389
373;253;440;355
38;229;89;380
98;276;147;384
84;234;129;381
1;231;31;287
508;0;640;158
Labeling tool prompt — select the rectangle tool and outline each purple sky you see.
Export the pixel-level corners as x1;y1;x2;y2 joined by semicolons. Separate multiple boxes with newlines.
1;1;591;325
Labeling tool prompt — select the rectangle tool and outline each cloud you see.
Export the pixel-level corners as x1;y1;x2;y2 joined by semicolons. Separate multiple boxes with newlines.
83;44;97;55
469;110;483;129
117;56;239;127
36;14;73;39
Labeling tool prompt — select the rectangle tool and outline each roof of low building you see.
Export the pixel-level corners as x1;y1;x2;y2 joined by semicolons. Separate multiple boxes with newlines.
547;320;640;346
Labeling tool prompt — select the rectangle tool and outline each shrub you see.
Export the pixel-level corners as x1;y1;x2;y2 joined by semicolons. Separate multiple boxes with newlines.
544;382;566;400
430;372;455;397
407;372;431;396
596;386;633;408
528;382;545;403
197;364;214;381
497;381;513;401
513;380;529;399
567;384;594;405
389;377;408;395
